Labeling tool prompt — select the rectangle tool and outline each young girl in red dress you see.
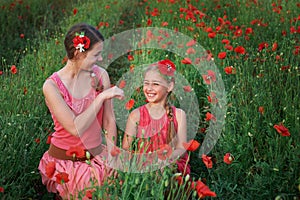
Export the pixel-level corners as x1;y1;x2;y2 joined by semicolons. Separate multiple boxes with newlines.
122;59;190;174
38;23;124;199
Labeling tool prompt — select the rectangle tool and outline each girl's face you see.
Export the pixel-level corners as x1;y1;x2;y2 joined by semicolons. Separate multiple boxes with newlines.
143;70;173;105
81;42;103;69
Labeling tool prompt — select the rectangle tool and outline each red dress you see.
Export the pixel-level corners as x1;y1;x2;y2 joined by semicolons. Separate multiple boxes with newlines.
38;66;110;199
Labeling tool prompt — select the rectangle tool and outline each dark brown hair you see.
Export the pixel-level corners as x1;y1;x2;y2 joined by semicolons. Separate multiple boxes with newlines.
64;23;104;59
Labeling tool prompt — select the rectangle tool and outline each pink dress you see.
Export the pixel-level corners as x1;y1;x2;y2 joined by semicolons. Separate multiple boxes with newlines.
38;66;110;199
136;105;190;175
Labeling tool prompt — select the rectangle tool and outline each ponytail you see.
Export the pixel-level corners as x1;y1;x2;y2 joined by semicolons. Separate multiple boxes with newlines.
165;92;177;147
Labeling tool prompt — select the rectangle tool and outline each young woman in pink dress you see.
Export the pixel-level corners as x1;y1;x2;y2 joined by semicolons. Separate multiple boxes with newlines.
38;23;124;199
122;59;190;174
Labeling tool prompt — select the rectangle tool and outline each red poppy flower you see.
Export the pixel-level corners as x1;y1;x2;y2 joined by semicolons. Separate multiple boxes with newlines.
258;106;265;115
194;180;217;198
223;153;234;164
202;154;213;168
202;70;216;85
157;144;172;160
110;146;121;157
208;32;216;38
218;52;227;59
125;99;135;110
73;8;78;15
258;42;269;51
119;80;126;89
161;21;168;26
205;112;216;122
46;134;52;144
224;44;233;51
234;46;246;54
183;140;200;151
85;189;95;199
186;39;196;47
273;123;290;136
157;59;176;76
45;161;56;178
224;66;236;74
11;65;17;74
35;138;40;144
245;27;253;35
147;18;152;26
181;57;192;65
272;42;278;51
175;176;183;185
221;39;230;44
207;92;218;104
127;54;134;61
66;146;85;158
183;85;192;92
55;172;69;184
0;187;4;193
20;33;24;39
186;47;196;54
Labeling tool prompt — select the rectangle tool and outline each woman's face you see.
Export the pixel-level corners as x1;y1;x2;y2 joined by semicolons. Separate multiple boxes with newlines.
82;42;103;69
143;70;172;104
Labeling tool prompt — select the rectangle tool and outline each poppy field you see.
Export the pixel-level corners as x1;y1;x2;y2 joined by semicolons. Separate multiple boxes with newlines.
0;0;299;199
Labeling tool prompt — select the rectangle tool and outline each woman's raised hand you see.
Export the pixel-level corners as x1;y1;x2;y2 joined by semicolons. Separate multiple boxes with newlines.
102;86;124;100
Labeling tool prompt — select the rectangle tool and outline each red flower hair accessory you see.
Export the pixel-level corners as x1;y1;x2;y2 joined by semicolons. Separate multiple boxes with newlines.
73;32;90;52
157;59;176;76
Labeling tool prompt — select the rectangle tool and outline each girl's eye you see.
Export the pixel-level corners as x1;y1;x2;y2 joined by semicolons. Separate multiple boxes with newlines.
153;83;159;86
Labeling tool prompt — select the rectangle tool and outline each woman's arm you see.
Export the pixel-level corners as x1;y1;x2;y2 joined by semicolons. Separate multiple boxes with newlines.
43;68;124;137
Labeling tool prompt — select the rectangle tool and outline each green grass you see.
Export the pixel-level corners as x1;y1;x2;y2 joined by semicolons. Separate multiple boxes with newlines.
0;0;299;199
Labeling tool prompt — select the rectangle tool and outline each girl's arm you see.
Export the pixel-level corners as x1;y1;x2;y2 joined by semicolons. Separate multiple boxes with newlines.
122;108;140;150
170;108;187;160
43;67;124;137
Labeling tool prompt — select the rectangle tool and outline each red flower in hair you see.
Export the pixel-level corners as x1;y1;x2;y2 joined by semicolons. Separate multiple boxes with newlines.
73;32;90;52
157;59;176;76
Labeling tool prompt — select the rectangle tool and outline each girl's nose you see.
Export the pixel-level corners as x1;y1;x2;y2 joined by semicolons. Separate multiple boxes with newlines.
97;55;103;62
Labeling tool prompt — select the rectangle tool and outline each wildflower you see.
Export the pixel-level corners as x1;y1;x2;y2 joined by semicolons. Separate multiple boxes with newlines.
73;8;78;15
218;52;227;59
234;46;246;54
110;146;121;157
194;180;217;198
186;47;196;54
125;99;135;110
224;66;236;74
202;154;213;168
157;144;172;160
208;32;216;38
183;85;192;92
183;140;200;151
202;70;216;84
55;172;69;184
205;112;216;122
207;92;218;104
119;80;126;89
11;65;17;74
258;106;265;115
0;187;4;193
127;54;134;61
45;161;56;178
181;57;192;64
20;33;24;39
272;42;278;51
186;39;196;47
147;18;152;26
66;146;85;158
273;123;290;136
223;153;234;164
